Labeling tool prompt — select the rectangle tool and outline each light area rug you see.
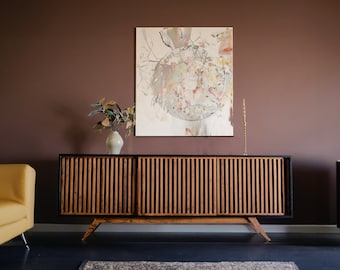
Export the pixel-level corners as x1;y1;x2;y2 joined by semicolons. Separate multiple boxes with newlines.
79;261;299;270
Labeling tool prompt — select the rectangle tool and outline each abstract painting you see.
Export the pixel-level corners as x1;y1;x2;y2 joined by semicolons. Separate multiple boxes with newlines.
135;27;233;136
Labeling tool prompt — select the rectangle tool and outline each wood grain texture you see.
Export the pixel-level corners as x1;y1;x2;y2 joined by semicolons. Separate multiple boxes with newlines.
60;155;291;217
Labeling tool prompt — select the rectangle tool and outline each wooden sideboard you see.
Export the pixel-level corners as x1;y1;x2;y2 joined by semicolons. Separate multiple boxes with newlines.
59;154;293;241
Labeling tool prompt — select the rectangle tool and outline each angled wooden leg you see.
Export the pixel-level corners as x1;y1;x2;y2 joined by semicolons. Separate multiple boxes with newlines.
247;217;271;242
81;218;104;241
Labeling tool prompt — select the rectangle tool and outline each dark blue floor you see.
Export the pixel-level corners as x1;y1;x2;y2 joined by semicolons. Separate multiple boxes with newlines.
1;232;340;270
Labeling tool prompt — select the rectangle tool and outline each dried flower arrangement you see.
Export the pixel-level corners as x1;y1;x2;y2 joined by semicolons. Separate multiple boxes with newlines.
88;98;135;135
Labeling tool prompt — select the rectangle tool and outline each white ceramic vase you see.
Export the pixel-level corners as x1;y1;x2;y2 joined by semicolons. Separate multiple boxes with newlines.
106;130;124;154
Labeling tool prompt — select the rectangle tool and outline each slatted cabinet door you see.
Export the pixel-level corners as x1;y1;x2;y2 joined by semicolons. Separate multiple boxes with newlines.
137;156;218;216
60;155;136;215
216;157;287;216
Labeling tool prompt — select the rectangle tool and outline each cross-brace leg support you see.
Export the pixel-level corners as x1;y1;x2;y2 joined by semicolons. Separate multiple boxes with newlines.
81;216;271;242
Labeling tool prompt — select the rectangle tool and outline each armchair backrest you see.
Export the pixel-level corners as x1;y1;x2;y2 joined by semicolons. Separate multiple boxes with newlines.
0;164;36;221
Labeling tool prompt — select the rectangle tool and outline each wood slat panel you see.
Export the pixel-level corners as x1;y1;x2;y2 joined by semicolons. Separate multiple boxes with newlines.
60;155;136;215
60;155;291;217
216;157;286;215
138;156;217;216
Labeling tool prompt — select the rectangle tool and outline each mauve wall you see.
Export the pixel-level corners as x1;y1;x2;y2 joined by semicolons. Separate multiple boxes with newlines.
0;0;339;225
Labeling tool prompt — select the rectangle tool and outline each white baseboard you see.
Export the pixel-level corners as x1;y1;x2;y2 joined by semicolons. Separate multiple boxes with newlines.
31;223;340;234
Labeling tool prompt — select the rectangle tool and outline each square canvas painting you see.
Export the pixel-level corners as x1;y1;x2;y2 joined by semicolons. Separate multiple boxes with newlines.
135;27;233;136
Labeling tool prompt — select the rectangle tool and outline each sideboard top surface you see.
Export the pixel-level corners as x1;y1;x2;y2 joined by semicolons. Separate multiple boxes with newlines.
59;154;292;159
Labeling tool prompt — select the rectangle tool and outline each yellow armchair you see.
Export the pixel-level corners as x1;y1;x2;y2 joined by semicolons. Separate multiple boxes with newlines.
0;164;36;248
